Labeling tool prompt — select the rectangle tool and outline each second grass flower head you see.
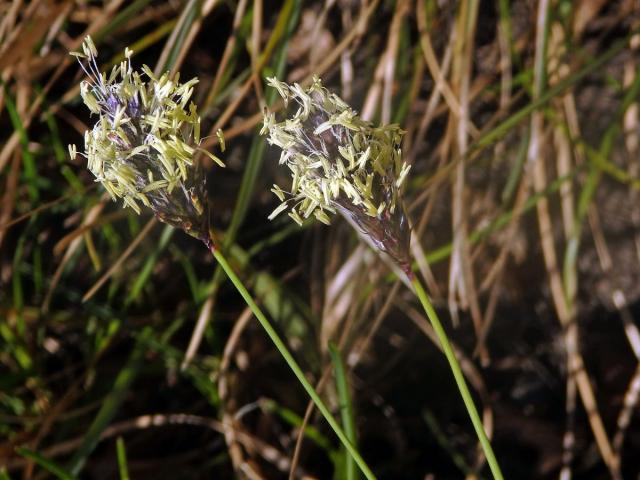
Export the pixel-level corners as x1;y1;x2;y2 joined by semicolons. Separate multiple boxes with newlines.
262;76;412;273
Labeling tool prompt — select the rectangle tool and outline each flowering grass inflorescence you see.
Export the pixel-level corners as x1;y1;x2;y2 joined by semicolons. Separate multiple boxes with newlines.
69;36;223;244
262;76;412;273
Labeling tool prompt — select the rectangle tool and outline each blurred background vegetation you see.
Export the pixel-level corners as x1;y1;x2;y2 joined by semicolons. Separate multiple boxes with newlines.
2;0;640;478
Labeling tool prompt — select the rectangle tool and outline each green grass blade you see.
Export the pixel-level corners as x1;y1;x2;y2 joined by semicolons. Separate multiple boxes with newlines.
422;409;478;477
125;225;175;306
423;171;576;267
261;398;333;452
116;437;130;480
15;448;74;480
329;343;359;480
94;0;156;41
411;276;503;480
211;248;377;480
4;86;38;201
223;0;300;247
154;0;201;74
473;32;632;152
67;328;153;476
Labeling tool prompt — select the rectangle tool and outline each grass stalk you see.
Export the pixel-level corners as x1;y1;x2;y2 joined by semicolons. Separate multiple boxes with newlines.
410;274;504;480
329;342;359;480
209;245;376;480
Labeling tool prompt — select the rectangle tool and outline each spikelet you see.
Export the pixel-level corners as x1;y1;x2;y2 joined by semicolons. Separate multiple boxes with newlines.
70;37;224;245
262;76;412;273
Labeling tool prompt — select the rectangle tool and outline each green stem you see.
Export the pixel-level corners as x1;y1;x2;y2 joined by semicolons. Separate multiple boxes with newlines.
411;275;504;480
210;246;376;480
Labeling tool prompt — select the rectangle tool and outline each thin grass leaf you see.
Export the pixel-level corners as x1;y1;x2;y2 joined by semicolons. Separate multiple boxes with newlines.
422;409;478;478
15;448;74;480
67;328;153;476
473;31;632;152
4;86;38;201
261;398;334;452
116;437;130;480
422;171;576;267
93;0;156;41
155;0;201;75
328;343;359;480
125;225;175;306
223;0;300;247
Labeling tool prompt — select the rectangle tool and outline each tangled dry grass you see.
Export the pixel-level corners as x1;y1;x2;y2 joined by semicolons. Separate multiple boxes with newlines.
2;1;640;479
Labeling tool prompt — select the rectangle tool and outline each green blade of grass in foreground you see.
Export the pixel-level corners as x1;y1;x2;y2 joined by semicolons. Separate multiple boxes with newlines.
411;275;503;480
261;398;334;452
16;448;74;480
210;247;377;480
66;328;153;476
329;343;359;480
116;437;131;480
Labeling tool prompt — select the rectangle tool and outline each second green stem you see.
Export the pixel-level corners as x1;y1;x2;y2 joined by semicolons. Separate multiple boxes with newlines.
411;275;504;480
211;247;376;480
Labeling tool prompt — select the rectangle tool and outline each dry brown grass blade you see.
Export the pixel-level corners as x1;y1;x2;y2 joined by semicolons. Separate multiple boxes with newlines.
548;22;576;242
42;201;106;313
0;0;127;175
289;280;374;480
475;180;528;351
289;245;384;479
218;307;261;475
203;0;250;110
416;0;479;138
154;0;220;77
572;0;610;39
81;217;157;303
214;0;381;138
218;307;306;479
7;412;284;479
305;0;338;77
338;0;354;100
0;0;22;43
575;209;640;468
320;245;367;349
548;25;580;479
216;264;319;479
287;365;333;480
530;1;619;476
0;0;68;72
181;296;215;371
360;0;408;122
250;0;265;106
611;292;640;458
0;190;86;232
613;361;640;455
208;30;272;136
447;1;485;367
0;152;21;249
399;52;425;155
52;211;124;256
201;0;382;148
410;231;440;298
21;379;83;479
289;0;380;84
476;16;588;368
347;279;402;368
560;372;577;480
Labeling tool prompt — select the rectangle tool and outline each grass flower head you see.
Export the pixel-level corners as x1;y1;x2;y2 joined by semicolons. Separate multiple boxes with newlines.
262;76;412;272
69;36;223;245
